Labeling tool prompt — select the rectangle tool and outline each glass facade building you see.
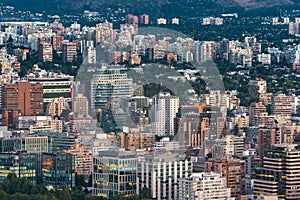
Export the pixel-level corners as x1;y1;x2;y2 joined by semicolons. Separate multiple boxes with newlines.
93;149;137;198
0;151;37;184
42;152;75;188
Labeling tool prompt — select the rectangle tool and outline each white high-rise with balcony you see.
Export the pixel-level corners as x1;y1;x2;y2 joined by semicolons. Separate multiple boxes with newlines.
151;92;179;136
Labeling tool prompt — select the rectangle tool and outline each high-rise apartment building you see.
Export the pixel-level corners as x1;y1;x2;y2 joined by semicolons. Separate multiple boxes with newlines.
126;14;139;24
194;41;217;63
38;43;53;61
254;144;300;199
151;92;179;136
52;35;64;51
178;172;232;200
139;14;149;25
95;22;115;44
62;42;77;62
271;93;292;117
177;112;203;147
249;102;267;126
258;128;280;157
213;134;245;158
137;153;192;200
205;157;246;198
84;46;96;64
63;144;92;176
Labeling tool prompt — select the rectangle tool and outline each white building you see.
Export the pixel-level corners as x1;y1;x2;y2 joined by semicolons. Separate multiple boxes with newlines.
179;172;233;200
157;18;167;25
151;92;179;136
137;153;192;200
172;18;180;25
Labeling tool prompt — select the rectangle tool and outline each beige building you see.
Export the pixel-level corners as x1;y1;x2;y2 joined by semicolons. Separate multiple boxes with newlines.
73;93;89;117
271;93;292;117
64;143;92;176
46;97;70;117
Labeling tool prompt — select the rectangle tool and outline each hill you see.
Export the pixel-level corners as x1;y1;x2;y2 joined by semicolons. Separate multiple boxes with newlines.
0;0;299;17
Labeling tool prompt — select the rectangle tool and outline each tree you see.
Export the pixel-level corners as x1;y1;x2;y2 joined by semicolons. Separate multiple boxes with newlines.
139;188;152;199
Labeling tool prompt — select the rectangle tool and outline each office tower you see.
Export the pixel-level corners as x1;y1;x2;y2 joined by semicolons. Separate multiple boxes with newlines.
254;144;300;199
205;157;246;198
248;78;267;98
2;82;43;116
0;152;37;184
42;152;75;188
52;35;64;51
46;97;70;117
151;92;179;136
15;136;50;176
36;131;76;151
0;137;15;153
139;14;149;25
91;67;133;110
271;93;292;117
179;172;231;200
62;42;77;62
73;93;89;117
93;149;137;198
38;43;53;61
137;153;192;200
249;102;267;126
2;82;43;127
63;144;92;176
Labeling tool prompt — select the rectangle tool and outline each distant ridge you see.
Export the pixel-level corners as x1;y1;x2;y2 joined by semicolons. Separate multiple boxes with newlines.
0;0;298;17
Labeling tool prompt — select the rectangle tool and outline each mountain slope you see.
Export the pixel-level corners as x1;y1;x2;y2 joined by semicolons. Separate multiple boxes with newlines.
0;0;298;17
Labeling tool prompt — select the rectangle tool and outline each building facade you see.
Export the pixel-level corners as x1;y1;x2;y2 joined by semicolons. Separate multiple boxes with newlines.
178;172;232;200
151;92;179;136
137;153;193;200
254;144;300;199
93;149;137;198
